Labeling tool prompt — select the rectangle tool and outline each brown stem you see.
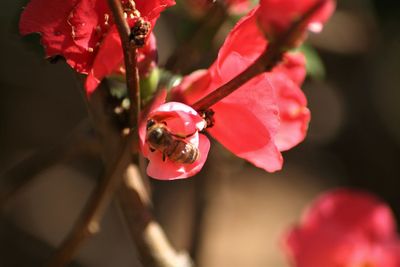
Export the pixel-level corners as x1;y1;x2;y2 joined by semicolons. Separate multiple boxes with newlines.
108;0;140;130
191;49;273;111
191;0;329;111
108;1;193;267
46;82;131;267
117;165;194;267
46;138;132;267
47;0;142;265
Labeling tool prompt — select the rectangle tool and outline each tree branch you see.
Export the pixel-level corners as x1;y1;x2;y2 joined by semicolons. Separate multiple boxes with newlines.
117;165;194;267
108;2;194;266
108;0;141;130
46;138;131;267
47;82;134;267
191;0;329;111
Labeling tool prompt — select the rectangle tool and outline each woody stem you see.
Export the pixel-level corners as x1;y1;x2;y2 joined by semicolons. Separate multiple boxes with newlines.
108;0;140;129
108;1;194;267
191;0;328;111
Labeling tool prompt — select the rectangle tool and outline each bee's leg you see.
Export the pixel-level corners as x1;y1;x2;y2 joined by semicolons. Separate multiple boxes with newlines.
162;152;166;162
150;148;155;152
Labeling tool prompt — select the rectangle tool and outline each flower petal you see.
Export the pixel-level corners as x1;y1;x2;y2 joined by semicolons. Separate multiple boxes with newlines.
274;53;307;86
269;73;310;151
258;0;335;39
213;6;266;80
208;74;283;172
146;134;210;180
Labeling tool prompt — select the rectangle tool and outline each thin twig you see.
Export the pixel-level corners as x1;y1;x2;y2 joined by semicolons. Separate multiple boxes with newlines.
46;138;131;267
191;0;329;111
109;2;194;266
47;0;142;264
191;49;271;111
47;83;132;266
108;0;141;130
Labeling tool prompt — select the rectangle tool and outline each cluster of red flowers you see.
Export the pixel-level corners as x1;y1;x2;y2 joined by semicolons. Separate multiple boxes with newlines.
19;0;333;178
19;1;400;266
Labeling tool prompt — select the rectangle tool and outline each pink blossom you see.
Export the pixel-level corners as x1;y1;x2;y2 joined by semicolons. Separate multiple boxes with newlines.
19;0;175;94
171;6;310;172
258;0;335;43
139;91;210;180
269;54;310;151
285;189;400;267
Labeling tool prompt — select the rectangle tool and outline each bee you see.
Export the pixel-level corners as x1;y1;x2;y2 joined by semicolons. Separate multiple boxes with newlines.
146;119;200;164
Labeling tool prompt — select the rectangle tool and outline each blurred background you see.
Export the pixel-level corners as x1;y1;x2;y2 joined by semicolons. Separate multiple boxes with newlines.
0;0;400;266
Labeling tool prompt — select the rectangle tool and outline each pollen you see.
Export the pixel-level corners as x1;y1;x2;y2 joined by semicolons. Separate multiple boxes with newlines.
104;13;109;26
133;10;141;17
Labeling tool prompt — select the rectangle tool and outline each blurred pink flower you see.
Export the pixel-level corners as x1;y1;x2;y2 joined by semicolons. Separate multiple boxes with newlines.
258;0;335;44
171;6;310;172
285;189;400;267
139;91;210;180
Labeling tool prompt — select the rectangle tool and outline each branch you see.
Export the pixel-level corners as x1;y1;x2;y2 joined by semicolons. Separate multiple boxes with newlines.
47;0;141;263
117;165;194;267
108;2;194;266
191;0;329;111
47;146;131;266
46;89;133;266
108;0;140;130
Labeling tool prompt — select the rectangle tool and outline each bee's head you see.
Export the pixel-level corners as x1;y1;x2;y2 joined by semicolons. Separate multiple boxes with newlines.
146;119;156;130
147;127;164;143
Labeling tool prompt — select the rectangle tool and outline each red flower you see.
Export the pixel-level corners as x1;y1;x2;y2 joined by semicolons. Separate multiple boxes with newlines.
19;0;175;94
171;6;310;172
285;189;400;267
258;0;335;43
139;91;210;180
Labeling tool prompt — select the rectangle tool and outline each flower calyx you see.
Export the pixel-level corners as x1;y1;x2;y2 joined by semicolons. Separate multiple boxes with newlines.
199;109;215;129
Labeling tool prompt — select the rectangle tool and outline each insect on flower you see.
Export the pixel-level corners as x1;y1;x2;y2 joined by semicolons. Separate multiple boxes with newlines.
139;92;210;180
146;119;200;164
